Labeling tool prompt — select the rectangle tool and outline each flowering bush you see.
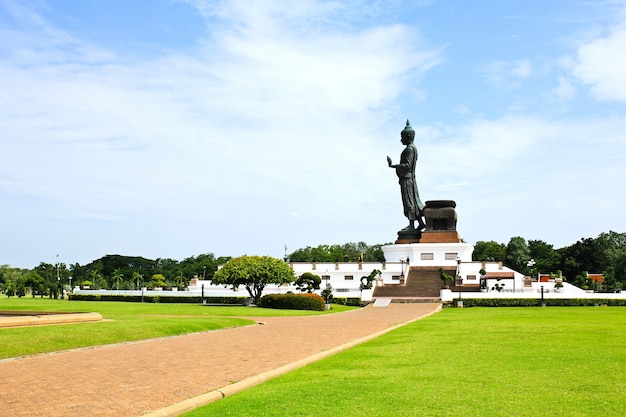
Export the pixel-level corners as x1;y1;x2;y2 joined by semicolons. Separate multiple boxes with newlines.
260;293;325;311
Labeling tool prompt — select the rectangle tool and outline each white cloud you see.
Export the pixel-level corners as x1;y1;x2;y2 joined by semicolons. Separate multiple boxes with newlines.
452;104;470;115
553;75;576;100
2;0;626;268
482;59;532;89
571;16;626;101
414;115;626;247
0;0;443;265
511;59;532;78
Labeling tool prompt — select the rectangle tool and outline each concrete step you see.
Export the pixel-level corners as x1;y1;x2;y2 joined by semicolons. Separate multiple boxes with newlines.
389;297;440;304
372;298;392;307
373;266;456;298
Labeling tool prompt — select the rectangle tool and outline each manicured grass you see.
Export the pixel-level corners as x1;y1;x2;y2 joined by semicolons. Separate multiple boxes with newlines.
0;296;355;317
184;307;626;417
0;297;356;359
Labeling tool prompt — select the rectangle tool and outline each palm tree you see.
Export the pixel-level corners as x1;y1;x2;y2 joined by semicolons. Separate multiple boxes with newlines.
112;269;124;290
89;269;102;289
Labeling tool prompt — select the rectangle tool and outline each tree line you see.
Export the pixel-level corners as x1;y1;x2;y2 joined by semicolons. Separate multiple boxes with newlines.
287;241;386;263
473;231;625;291
0;253;230;298
1;231;624;298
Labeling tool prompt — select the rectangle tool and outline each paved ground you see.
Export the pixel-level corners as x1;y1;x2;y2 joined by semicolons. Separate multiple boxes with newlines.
0;303;440;417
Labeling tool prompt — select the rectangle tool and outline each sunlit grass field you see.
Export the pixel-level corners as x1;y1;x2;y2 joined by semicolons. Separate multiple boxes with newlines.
0;296;355;359
184;307;626;417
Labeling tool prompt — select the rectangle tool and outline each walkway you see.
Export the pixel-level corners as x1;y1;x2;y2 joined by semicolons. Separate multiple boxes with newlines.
0;303;440;417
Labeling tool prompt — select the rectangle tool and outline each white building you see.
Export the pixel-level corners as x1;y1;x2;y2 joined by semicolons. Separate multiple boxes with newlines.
74;241;624;302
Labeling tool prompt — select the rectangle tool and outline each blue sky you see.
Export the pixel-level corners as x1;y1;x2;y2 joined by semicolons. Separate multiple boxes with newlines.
2;0;626;268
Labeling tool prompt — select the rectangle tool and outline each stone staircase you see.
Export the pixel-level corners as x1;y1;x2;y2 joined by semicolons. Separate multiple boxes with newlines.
373;266;457;301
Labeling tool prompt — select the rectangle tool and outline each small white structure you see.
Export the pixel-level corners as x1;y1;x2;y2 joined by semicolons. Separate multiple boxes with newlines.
382;242;473;265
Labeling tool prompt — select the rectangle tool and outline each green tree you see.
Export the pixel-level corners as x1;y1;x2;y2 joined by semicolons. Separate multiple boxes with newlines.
23;272;44;297
132;272;144;289
150;274;167;289
528;239;560;276
593;231;626;266
1;266;27;296
439;268;455;287
4;279;16;297
33;262;56;297
212;256;296;304
613;251;626;290
340;242;360;262
602;266;618;292
505;236;530;273
558;238;597;281
16;282;26;297
321;283;333;304
472;241;506;261
288;246;314;262
360;269;381;290
179;253;228;282
364;244;387;262
295;272;321;293
288;242;387;262
594;231;626;288
311;245;332;262
111;269;124;290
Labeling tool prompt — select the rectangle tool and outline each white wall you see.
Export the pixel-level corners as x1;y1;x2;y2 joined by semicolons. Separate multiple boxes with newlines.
382;242;474;265
187;262;390;299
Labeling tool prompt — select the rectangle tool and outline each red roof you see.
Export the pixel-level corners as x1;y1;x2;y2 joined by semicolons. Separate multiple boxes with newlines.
588;274;604;283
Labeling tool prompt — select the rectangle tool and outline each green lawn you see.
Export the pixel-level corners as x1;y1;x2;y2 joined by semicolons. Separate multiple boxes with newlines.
0;296;355;359
184;307;626;417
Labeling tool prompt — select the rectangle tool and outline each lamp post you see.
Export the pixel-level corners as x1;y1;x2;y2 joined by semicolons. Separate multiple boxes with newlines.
527;258;537;294
456;256;462;287
527;259;536;278
56;254;60;299
399;257;405;278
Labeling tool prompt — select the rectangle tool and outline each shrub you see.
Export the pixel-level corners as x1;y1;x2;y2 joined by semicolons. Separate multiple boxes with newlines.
332;297;362;306
295;272;322;293
455;298;626;307
67;294;247;304
260;293;325;311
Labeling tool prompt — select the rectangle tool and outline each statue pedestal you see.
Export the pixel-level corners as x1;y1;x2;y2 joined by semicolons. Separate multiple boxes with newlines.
395;228;421;244
419;230;461;243
382;242;474;266
385;199;470;265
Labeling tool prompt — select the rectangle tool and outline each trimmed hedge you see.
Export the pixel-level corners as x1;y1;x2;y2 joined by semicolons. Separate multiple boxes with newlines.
453;298;626;307
331;297;363;307
260;293;326;311
68;294;248;305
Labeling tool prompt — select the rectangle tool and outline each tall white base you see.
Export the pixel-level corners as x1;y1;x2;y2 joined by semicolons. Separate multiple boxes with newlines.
382;242;474;267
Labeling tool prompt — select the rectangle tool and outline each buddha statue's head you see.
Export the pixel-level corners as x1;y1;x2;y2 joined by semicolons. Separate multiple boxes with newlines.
400;119;415;144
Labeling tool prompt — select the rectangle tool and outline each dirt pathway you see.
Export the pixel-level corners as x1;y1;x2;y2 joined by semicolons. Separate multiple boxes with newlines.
0;303;440;417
